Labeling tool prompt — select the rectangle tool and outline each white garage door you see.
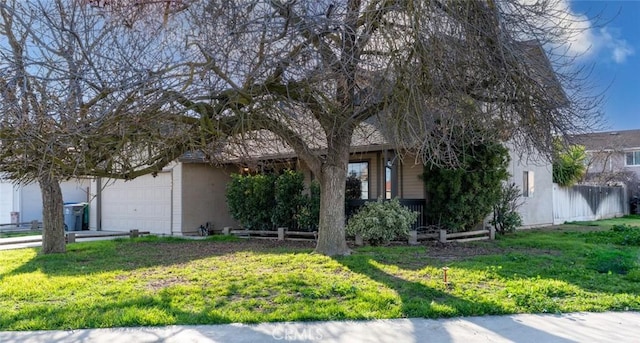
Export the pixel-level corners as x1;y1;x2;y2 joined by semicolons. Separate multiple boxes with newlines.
0;181;15;224
100;173;172;235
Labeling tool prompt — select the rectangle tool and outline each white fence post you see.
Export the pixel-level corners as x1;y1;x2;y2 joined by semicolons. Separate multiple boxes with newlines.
439;230;447;243
67;232;76;244
408;230;418;245
277;227;286;241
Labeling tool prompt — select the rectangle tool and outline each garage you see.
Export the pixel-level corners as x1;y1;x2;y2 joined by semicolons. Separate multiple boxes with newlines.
100;172;172;235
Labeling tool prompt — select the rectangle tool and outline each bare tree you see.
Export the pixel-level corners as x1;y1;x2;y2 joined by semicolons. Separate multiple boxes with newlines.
149;0;600;255
3;0;603;256
0;0;201;253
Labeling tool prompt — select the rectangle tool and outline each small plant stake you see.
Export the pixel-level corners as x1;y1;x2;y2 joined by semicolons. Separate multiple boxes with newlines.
442;267;450;286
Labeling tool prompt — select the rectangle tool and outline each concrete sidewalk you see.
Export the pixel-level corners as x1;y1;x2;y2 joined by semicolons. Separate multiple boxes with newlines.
0;311;638;343
0;231;152;251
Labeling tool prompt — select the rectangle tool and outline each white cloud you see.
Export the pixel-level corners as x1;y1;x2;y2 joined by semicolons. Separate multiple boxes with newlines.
599;27;635;64
553;1;634;64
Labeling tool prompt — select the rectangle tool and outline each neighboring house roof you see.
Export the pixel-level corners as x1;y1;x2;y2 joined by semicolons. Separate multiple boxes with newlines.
569;129;640;151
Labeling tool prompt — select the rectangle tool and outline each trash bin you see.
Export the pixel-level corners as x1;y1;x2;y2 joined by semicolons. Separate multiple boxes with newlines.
81;204;89;230
631;197;640;215
64;203;87;231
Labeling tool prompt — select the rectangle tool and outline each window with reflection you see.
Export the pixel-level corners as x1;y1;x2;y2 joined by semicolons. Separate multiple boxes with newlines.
347;162;369;199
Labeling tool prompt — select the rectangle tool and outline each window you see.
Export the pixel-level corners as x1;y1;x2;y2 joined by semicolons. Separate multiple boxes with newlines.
523;171;534;197
385;165;392;199
626;151;640;166
347;161;369;199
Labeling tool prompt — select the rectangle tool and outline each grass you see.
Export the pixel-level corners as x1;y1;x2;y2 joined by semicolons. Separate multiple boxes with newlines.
565;214;640;228
0;230;42;238
1;222;640;331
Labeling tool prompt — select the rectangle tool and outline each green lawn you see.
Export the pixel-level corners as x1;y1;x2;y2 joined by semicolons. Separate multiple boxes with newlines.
1;225;640;331
565;214;640;228
0;230;42;238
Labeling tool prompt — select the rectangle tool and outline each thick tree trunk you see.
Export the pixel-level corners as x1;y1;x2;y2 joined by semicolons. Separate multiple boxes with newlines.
39;173;66;254
314;144;351;256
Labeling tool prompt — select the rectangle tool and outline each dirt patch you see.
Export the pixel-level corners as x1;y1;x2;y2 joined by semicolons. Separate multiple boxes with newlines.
127;238;316;260
421;241;506;261
420;241;559;262
122;237;556;264
145;276;190;291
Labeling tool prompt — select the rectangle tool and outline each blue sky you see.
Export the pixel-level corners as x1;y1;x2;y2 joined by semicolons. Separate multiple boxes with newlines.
568;1;640;132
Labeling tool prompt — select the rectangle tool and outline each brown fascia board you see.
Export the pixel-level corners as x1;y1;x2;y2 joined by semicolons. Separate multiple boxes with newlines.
179;142;395;165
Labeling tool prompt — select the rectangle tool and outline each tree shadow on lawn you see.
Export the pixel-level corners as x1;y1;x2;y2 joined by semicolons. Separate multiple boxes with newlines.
454;247;640;296
349;243;640;305
335;252;577;343
0;238;316;279
0;292;233;330
336;251;505;318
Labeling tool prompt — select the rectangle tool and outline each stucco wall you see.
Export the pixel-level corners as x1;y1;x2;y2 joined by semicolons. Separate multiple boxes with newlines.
507;150;554;228
17;179;91;223
0;181;16;224
180;163;239;234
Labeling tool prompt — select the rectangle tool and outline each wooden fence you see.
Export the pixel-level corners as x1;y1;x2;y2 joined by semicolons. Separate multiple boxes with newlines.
552;184;627;224
65;230;150;243
225;227;318;242
223;226;494;245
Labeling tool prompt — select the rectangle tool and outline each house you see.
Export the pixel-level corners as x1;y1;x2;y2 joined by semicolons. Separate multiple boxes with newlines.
0;178;91;225
0;125;555;233
569;129;640;197
506;147;554;228
77;140;554;235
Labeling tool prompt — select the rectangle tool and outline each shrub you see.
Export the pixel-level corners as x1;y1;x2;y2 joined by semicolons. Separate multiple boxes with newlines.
345;199;418;245
227;171;315;230
491;183;523;234
423;139;509;232
552;142;586;187
272;170;305;229
226;173;276;230
297;180;320;231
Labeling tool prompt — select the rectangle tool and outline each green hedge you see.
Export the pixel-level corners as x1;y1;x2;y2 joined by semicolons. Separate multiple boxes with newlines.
423;140;509;232
226;171;319;231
